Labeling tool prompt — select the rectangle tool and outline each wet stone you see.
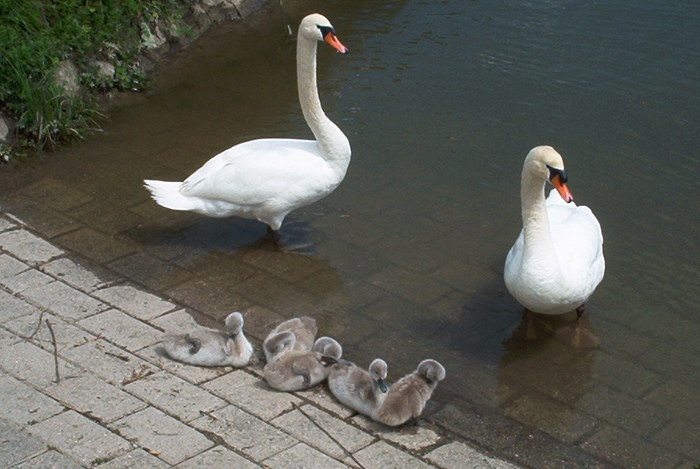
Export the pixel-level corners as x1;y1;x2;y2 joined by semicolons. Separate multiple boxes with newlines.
54;227;136;264
503;392;598;444
108;251;193;291
581;425;682;469
18;179;92;211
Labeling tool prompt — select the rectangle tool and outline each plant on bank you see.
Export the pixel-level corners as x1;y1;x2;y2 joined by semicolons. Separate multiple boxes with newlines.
0;0;186;158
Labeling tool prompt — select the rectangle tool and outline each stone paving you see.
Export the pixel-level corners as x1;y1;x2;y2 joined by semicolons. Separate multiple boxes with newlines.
0;213;520;468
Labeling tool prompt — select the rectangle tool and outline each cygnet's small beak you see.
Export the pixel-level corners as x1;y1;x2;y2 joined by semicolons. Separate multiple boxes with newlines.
324;33;348;53
377;378;388;393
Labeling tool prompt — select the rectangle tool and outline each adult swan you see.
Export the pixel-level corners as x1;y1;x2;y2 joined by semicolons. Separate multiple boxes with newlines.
504;146;605;348
144;14;350;243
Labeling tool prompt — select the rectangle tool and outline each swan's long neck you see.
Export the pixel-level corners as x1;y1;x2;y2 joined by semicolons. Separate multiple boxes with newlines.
296;36;350;170
520;168;561;275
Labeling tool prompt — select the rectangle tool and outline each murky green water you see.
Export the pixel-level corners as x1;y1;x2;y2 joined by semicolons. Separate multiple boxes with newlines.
2;0;698;466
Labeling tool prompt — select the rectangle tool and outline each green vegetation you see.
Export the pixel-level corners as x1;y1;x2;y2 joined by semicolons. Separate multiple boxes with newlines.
0;0;186;156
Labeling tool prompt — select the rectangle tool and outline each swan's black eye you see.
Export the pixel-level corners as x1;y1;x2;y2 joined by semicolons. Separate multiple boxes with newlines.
317;25;335;38
546;164;568;183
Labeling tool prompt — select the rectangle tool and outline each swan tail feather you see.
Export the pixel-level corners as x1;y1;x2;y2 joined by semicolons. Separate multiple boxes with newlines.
144;179;196;211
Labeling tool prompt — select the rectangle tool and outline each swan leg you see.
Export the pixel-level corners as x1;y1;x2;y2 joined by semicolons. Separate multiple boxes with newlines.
185;334;202;355
266;225;283;245
511;309;554;341
554;305;600;349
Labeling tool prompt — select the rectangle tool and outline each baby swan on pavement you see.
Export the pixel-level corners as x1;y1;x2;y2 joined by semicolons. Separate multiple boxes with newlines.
160;312;253;367
375;359;446;426
264;335;343;391
328;358;389;419
263;316;318;362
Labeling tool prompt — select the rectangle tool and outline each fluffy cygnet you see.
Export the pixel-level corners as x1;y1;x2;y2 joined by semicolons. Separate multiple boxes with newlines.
263;316;318;362
375;359;446;426
263;336;343;391
328;358;389;418
160;312;253;367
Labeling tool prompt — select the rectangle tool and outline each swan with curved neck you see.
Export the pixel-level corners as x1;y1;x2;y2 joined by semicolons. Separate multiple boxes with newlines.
504;146;605;347
144;14;350;242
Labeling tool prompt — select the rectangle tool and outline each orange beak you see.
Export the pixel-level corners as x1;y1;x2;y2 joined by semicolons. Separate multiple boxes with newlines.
551;174;574;203
324;33;348;53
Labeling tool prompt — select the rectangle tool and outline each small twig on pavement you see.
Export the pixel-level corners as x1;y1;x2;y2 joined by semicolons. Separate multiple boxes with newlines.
27;311;45;339
45;319;60;384
292;403;367;469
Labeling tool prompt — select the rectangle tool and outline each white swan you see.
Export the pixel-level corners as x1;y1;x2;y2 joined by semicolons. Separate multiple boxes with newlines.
504;146;605;348
144;14;350;241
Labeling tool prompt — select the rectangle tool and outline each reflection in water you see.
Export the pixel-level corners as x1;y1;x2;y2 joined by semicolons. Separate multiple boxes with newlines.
499;321;596;405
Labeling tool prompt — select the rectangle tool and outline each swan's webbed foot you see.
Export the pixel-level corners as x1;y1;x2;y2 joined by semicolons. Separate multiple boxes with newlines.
553;305;600;349
511;309;555;341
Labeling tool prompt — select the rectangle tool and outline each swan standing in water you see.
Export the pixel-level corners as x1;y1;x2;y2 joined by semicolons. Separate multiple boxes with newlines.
144;14;350;243
504;146;605;348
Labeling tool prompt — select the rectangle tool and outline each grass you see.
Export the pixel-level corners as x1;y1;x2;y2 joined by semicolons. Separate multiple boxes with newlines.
0;0;186;157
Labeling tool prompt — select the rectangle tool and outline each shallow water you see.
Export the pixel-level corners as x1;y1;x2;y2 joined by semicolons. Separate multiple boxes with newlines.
1;0;698;466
